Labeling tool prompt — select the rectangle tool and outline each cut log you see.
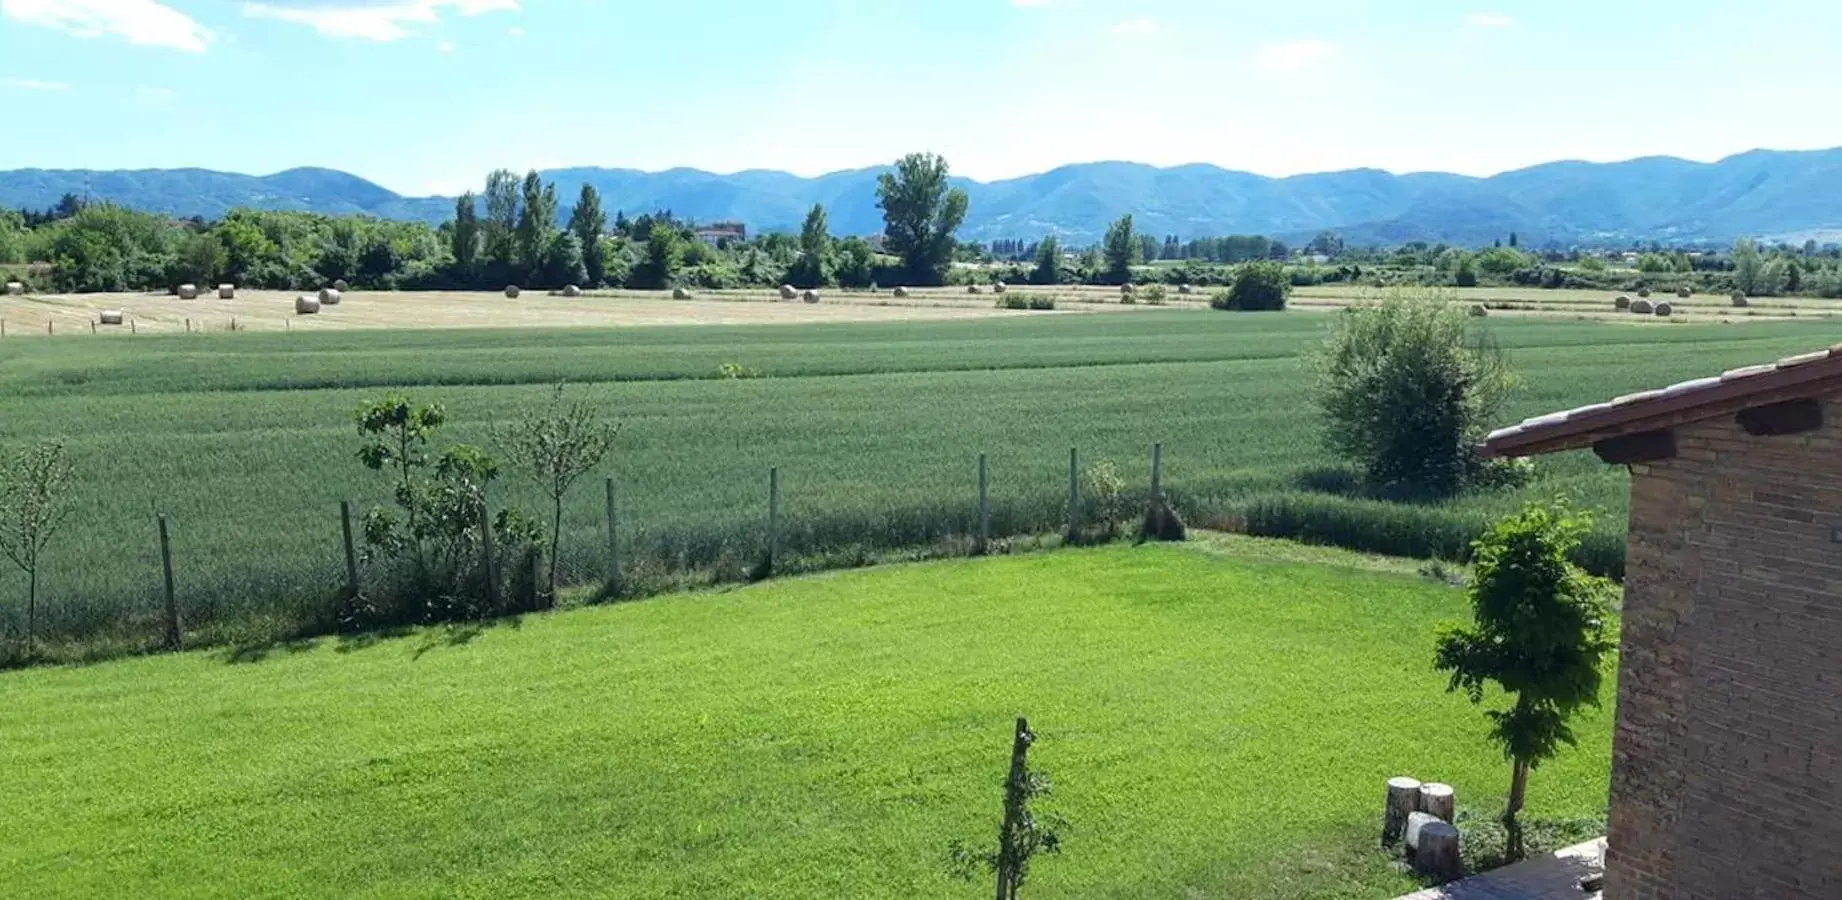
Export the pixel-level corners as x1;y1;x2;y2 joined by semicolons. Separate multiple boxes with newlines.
1419;782;1455;823
1414;820;1461;880
1383;776;1422;845
1405;811;1441;851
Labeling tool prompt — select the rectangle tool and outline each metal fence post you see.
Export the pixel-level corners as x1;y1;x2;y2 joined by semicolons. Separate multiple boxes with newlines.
978;452;990;554
158;512;180;650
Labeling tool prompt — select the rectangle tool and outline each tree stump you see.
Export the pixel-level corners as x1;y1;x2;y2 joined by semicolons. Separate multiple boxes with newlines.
1405;811;1440;852
1414;820;1461;880
1382;776;1422;845
1419;782;1455;823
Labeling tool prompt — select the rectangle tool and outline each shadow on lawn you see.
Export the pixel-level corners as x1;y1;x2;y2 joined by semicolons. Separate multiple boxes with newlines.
219;617;522;665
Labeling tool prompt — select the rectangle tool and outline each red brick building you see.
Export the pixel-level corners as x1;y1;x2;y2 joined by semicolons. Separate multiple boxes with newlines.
1483;345;1842;899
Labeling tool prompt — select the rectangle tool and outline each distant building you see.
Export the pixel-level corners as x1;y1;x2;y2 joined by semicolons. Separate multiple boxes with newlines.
864;234;888;253
696;222;747;245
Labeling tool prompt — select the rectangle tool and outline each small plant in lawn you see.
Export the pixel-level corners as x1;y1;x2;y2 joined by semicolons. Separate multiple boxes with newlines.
949;717;1064;900
0;442;74;655
718;361;760;379
1434;499;1616;862
493;384;619;604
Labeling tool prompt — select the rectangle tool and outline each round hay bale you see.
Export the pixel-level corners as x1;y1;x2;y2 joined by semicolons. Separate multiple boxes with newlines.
992;282;1007;294
318;288;341;305
176;283;199;300
1469;303;1489;317
1121;283;1135;295
802;289;820;303
562;284;583;298
1654;301;1674;317
99;309;124;326
672;287;692;300
1731;291;1749;307
1178;283;1193;295
1630;298;1654;314
217;284;236;300
1676;286;1692;298
893;286;909;298
779;284;798;300
1637;287;1652;298
968;284;985;295
3;281;23;295
504;285;521;299
332;278;349;292
294;294;321;315
1614;295;1631;310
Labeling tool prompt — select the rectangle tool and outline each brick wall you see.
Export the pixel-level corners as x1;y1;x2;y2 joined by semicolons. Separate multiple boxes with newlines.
1606;396;1842;899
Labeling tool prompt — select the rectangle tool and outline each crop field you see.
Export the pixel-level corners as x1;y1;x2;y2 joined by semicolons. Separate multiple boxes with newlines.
2;310;1841;661
0;286;1132;335
0;540;1615;899
1294;284;1842;321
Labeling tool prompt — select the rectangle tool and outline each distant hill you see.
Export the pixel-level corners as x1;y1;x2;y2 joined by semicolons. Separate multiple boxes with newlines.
7;148;1842;246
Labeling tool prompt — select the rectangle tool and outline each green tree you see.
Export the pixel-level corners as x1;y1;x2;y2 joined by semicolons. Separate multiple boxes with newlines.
634;221;681;289
450;192;481;276
1454;252;1480;287
568;184;607;286
516;171;559;282
835;237;875;288
1733;238;1764;295
482;169;521;278
876;152;969;286
494;384;618;601
544;232;589;288
1101;214;1139;285
1636;253;1672;274
1032;235;1063;285
789;203;832;288
1435;499;1616;860
1475;247;1534;277
1211;261;1290;310
948;718;1063;900
1312;289;1515;497
0;442;74;654
1507;231;1519;249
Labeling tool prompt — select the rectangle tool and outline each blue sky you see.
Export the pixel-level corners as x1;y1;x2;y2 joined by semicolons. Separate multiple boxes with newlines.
2;0;1840;197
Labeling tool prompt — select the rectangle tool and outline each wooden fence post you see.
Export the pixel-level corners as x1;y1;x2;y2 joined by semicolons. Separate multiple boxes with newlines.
478;500;499;608
158;512;180;650
604;477;620;592
1151;441;1164;500
978;452;990;555
767;466;781;574
1066;447;1079;540
340;500;360;601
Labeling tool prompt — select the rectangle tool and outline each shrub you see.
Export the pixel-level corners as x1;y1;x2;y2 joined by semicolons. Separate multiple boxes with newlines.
997;295;1028;310
1210;262;1290;311
1139;284;1167;305
1026;295;1055;311
1311;289;1515;498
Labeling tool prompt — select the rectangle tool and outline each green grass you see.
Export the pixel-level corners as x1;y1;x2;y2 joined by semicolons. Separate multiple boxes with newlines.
2;310;1839;660
0;542;1613;898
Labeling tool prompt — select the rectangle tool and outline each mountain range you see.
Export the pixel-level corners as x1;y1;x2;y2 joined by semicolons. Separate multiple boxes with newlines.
6;147;1842;247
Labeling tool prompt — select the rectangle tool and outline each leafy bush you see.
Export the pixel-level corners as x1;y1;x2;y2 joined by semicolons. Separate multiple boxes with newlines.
1138;284;1167;305
1311;289;1515;498
1210;262;1290;311
1027;295;1056;311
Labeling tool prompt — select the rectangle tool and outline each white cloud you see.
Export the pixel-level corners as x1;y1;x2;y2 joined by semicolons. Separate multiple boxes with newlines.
242;0;518;41
1112;18;1158;36
1012;0;1050;7
136;85;174;99
1253;39;1336;72
0;0;212;53
437;39;454;52
1465;13;1515;27
506;25;522;36
0;76;71;90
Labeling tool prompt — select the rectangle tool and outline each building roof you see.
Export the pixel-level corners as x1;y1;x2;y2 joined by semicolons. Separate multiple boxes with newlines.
1481;343;1842;459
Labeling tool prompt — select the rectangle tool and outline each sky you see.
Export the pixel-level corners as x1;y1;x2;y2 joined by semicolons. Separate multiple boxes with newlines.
2;0;1840;197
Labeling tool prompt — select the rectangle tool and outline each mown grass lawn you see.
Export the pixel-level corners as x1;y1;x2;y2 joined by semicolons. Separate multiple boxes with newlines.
0;539;1611;898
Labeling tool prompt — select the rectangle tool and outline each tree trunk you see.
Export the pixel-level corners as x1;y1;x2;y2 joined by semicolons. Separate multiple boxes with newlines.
26;565;36;654
549;497;563;607
1504;759;1530;861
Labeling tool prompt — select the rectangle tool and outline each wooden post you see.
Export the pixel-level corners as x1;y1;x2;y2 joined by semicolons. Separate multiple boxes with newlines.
130;317;136;335
340;500;360;601
185;317;190;333
479;500;499;608
90;320;96;334
1383;776;1422;845
767;466;780;574
1066;447;1079;540
1419;782;1455;824
158;512;180;650
978;452;990;554
604;477;620;592
1151;441;1164;500
47;318;52;335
